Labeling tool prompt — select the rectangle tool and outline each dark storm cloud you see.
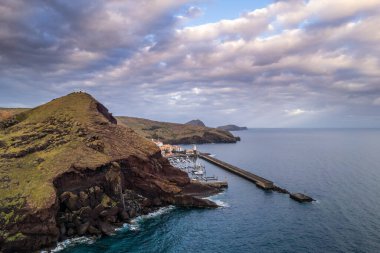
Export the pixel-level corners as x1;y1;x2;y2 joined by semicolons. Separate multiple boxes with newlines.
1;0;380;127
0;0;190;72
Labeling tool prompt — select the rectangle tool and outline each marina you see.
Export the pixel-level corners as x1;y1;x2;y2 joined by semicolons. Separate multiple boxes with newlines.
167;150;221;183
158;141;313;203
198;152;314;202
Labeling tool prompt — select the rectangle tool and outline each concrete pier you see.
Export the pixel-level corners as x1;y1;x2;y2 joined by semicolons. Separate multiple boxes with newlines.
199;153;313;203
199;153;274;190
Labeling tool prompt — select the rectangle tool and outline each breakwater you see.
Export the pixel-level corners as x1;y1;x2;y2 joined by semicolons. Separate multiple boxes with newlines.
199;153;313;202
199;153;274;189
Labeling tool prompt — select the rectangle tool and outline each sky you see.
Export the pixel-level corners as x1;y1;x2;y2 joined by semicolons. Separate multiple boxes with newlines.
1;0;380;128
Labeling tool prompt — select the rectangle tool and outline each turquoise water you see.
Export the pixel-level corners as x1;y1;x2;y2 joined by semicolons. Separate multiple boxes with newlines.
60;129;380;253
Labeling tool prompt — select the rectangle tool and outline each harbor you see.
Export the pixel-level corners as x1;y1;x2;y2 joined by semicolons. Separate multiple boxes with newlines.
199;153;274;190
152;140;313;203
198;153;313;202
167;150;228;189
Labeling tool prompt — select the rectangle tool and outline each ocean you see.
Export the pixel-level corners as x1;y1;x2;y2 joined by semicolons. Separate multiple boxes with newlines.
58;129;380;253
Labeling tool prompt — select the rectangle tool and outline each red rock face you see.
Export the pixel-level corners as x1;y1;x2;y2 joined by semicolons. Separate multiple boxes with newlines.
0;93;221;253
96;102;117;124
1;156;219;253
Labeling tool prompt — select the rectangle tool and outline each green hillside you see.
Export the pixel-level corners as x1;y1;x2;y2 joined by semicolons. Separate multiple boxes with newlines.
116;116;237;144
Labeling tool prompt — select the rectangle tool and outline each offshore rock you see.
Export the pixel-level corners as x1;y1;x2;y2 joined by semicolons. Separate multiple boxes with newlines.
290;193;314;203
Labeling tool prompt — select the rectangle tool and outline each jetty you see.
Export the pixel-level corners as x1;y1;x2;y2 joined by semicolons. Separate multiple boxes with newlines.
199;153;274;190
199;153;313;203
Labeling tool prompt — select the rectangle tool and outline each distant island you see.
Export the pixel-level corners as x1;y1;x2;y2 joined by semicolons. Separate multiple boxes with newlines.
0;93;221;252
185;119;206;127
217;124;248;131
117;117;238;144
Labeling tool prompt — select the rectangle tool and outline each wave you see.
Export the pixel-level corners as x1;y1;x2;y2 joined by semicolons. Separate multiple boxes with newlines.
46;206;176;252
132;205;175;223
41;236;95;253
203;192;230;208
213;199;230;208
116;206;176;233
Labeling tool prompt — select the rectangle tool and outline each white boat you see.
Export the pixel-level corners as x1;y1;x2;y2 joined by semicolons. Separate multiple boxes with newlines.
193;170;204;175
191;161;205;175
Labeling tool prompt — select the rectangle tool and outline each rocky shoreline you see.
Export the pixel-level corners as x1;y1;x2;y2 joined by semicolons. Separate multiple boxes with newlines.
0;93;224;253
2;156;223;253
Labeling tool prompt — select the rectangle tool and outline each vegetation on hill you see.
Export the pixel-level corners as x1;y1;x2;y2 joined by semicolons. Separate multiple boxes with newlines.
116;116;238;144
0;93;218;252
0;108;29;121
185;119;206;127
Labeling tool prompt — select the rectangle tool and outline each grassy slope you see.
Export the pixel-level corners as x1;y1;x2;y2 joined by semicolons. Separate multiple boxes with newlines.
0;108;29;121
116;116;236;144
0;93;158;234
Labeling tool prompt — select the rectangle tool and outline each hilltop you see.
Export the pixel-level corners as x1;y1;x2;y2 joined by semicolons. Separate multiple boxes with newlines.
185;119;206;127
1;111;238;145
0;93;218;252
116;116;238;144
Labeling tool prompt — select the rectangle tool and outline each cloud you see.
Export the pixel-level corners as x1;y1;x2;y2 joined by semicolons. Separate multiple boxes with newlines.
285;109;307;116
1;0;380;127
373;98;380;106
183;6;203;19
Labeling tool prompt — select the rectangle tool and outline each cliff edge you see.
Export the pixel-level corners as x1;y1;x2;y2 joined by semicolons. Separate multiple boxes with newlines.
0;93;218;252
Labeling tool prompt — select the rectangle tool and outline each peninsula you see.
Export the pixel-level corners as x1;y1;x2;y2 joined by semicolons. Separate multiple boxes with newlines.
117;116;238;144
0;92;220;253
217;125;248;131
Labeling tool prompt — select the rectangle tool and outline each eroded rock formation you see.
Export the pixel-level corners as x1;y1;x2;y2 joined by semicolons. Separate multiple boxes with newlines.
0;92;220;253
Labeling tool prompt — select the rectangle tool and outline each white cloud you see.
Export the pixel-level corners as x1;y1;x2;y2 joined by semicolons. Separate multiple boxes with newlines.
1;0;380;127
332;82;370;92
285;109;307;116
192;87;201;94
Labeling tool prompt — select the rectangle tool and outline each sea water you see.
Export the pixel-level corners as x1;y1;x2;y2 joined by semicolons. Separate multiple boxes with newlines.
59;129;380;253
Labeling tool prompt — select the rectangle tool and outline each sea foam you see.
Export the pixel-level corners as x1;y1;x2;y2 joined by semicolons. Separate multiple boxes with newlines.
43;206;176;252
117;205;177;233
203;192;230;208
132;205;175;223
41;236;95;253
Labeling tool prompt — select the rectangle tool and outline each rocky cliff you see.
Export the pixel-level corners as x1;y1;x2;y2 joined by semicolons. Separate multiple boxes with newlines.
0;93;219;252
117;116;238;144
